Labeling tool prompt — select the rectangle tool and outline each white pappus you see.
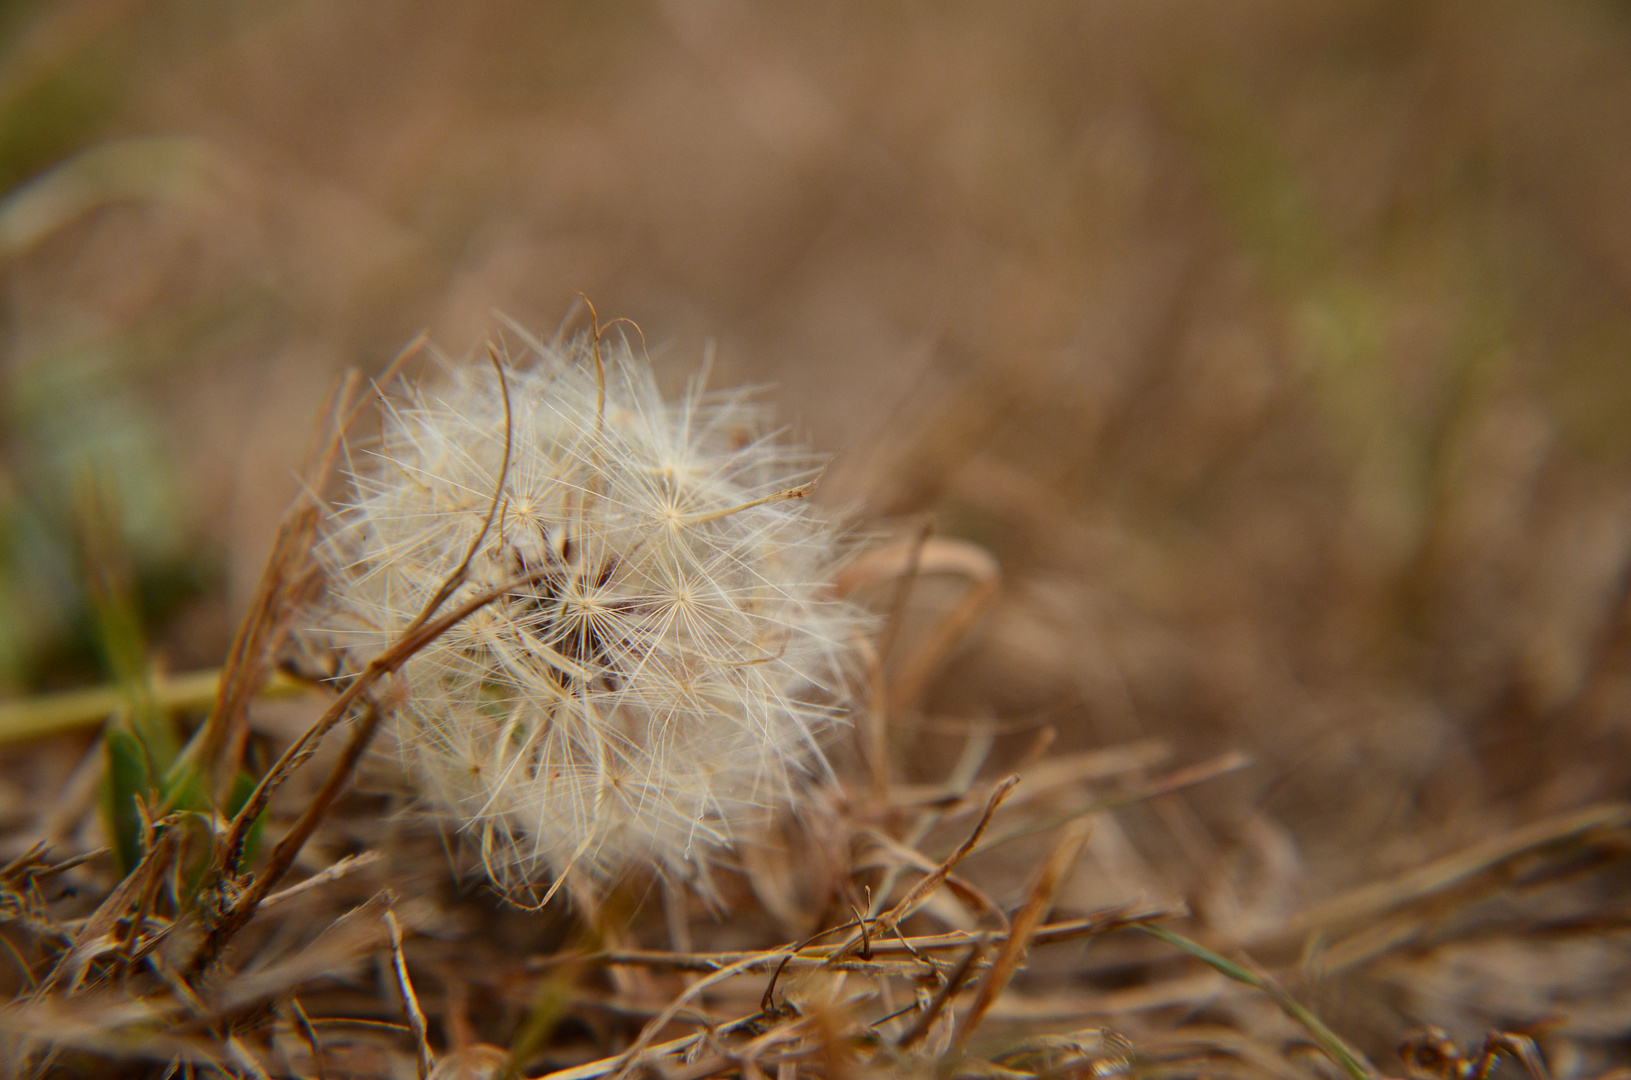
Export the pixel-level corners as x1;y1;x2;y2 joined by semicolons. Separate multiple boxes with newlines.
311;326;865;901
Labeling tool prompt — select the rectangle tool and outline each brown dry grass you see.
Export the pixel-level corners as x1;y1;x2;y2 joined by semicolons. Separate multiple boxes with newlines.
3;1;1631;1077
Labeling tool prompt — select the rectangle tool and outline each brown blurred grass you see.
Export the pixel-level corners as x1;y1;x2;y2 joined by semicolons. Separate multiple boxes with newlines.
4;0;1631;1076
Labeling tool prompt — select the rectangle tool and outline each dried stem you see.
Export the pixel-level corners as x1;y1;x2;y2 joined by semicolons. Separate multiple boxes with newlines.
387;906;434;1080
953;818;1092;1047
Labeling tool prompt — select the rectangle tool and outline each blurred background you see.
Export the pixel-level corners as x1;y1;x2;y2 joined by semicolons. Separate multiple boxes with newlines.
5;0;1631;1066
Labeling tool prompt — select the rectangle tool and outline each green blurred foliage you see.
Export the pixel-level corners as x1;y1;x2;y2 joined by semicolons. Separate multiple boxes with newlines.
0;53;117;196
0;347;199;692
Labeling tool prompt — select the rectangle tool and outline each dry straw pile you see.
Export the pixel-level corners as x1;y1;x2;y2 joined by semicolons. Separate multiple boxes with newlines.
0;313;1621;1079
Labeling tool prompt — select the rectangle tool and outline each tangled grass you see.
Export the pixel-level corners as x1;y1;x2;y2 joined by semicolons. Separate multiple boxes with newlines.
2;319;1628;1079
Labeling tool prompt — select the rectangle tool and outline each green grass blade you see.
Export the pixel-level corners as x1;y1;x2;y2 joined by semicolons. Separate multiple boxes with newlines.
101;724;150;875
1137;922;1376;1080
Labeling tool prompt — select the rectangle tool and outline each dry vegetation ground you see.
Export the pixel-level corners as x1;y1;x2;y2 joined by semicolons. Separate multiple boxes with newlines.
2;1;1631;1077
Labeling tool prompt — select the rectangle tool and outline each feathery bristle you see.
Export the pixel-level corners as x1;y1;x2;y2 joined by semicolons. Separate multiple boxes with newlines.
311;329;865;897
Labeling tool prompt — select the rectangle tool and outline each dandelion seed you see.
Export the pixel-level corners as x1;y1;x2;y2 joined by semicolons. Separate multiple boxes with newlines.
310;325;865;898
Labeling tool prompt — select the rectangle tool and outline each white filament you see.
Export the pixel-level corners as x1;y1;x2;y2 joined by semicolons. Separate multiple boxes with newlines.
312;331;863;897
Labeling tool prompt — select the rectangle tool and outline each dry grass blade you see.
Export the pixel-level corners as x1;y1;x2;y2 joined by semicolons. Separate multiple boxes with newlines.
986;971;1227;1022
187;700;385;974
288;996;328;1080
1005;739;1174;801
210;563;552;884
259;850;382;910
976;751;1250;854
890;738;1170;812
192;495;325;793
387;906;434;1080
1254;801;1631;950
192;561;553;975
896;937;988;1051
201;893;391;1021
170;364;369;798
529;905;1173;974
859;719;1000;930
856;828;1010;929
873;519;935;669
1135;1027;1317;1080
37;823;177;996
0;997;235;1072
855;774;1020;952
543;1027;764;1080
834;538;1001;715
607;947;799;1080
224;1033;273;1080
953;817;1093;1048
0;840;48;879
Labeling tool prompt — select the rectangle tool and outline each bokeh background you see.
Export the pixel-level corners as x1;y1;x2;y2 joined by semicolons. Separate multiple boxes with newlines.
6;0;1631;1067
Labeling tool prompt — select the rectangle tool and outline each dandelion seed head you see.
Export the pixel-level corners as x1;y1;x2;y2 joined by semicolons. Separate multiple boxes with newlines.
312;328;865;897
